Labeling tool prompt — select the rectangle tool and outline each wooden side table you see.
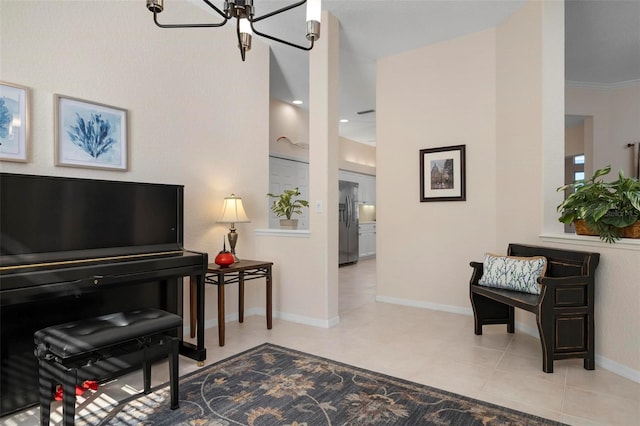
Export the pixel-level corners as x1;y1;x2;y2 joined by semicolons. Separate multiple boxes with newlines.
202;260;273;346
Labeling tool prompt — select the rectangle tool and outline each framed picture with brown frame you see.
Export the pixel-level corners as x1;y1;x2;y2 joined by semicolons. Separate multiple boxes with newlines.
420;144;466;202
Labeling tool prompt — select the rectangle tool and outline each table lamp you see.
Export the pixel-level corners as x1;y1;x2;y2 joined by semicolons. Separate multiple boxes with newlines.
217;194;250;262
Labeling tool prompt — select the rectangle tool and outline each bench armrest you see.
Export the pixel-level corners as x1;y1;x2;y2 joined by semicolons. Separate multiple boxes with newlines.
537;275;590;289
469;261;483;285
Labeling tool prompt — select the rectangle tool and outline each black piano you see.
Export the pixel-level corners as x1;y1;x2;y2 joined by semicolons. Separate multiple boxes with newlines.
0;173;208;416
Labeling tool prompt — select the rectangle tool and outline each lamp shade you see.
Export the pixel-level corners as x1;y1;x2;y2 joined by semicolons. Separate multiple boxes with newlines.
217;194;250;224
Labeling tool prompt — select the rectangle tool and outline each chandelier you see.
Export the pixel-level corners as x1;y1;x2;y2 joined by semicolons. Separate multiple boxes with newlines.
145;0;321;61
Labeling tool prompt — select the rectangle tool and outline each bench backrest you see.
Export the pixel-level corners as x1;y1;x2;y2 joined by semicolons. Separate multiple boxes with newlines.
508;243;600;278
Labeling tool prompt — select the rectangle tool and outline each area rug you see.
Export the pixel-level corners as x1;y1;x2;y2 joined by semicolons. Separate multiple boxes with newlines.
100;343;565;425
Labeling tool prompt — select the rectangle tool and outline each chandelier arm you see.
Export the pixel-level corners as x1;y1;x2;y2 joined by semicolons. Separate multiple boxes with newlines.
200;0;228;19
251;0;307;23
152;11;228;28
250;22;314;51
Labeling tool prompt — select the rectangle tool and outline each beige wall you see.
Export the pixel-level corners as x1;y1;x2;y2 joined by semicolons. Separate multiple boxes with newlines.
270;98;310;162
0;0;271;332
377;0;640;380
256;11;341;326
495;0;545;249
377;28;498;308
269;98;376;175
3;0;638;381
339;137;376;175
566;84;640;176
565;125;585;157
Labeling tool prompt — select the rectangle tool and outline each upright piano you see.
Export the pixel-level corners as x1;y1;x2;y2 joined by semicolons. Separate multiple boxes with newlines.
0;173;208;416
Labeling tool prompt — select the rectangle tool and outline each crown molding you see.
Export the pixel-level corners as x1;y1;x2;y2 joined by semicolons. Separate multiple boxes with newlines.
566;79;640;89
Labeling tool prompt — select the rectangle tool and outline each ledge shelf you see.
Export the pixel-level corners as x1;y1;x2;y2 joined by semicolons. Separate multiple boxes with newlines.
255;229;311;238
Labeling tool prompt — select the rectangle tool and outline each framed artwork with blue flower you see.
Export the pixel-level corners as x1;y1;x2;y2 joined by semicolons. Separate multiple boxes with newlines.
55;94;128;171
0;81;30;162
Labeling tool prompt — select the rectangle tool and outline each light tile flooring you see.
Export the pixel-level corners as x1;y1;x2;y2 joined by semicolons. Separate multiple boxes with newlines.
3;258;639;425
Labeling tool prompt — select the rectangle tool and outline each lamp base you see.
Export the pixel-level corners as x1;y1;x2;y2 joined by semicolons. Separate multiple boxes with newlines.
227;228;240;262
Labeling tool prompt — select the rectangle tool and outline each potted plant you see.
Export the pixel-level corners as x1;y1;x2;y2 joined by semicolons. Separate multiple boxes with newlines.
557;165;640;243
267;188;309;229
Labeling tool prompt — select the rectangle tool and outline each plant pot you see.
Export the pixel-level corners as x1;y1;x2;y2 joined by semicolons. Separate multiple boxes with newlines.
574;219;599;236
279;219;299;230
621;220;640;239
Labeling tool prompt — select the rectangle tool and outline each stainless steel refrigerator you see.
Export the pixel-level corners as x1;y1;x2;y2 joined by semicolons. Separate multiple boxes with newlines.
339;180;359;265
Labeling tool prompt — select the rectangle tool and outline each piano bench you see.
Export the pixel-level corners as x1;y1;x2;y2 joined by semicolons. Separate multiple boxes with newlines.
34;308;182;426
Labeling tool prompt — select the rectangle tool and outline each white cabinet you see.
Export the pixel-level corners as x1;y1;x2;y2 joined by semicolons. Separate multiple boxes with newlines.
359;174;376;204
339;171;376;205
359;223;376;258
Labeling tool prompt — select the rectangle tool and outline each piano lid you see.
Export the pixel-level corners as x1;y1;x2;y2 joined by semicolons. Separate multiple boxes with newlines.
0;173;185;263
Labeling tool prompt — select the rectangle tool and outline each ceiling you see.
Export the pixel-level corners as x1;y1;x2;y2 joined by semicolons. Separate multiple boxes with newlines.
191;1;640;146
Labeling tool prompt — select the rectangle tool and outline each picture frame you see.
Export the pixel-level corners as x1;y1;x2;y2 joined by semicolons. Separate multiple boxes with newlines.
55;94;128;171
420;144;466;202
0;81;30;162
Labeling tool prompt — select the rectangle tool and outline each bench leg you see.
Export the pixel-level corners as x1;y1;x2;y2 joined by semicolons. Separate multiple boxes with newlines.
584;357;595;370
585;312;595;370
38;360;54;426
61;368;78;426
470;293;513;335
169;337;179;410
537;316;554;373
507;306;515;334
143;353;151;394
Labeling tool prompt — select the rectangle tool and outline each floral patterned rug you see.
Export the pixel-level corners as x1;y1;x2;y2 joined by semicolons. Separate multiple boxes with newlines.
101;343;565;425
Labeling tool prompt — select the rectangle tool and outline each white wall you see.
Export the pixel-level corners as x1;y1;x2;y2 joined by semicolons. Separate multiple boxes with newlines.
0;0;270;331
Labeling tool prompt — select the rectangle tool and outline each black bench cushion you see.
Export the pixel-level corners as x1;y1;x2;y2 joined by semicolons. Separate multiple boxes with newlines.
34;308;182;359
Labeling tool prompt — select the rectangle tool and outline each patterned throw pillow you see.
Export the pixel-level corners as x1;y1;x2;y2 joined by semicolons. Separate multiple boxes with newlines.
477;253;547;295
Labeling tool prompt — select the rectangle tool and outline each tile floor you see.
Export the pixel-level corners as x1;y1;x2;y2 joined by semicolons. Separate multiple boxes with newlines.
3;258;639;425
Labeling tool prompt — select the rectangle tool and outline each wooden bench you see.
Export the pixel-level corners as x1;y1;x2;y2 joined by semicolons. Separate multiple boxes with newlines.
469;243;600;373
34;308;182;426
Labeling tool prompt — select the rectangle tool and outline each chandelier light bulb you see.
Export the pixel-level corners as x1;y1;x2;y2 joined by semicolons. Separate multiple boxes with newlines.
306;0;321;23
239;18;252;35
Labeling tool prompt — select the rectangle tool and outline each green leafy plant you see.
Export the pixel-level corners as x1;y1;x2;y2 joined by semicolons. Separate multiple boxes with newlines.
557;165;640;243
267;188;309;220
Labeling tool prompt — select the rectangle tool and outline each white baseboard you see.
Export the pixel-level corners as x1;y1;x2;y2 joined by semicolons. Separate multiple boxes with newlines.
375;295;473;316
183;308;340;336
376;295;640;384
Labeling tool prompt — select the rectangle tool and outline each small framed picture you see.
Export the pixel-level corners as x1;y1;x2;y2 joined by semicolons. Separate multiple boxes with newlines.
420;144;466;202
55;94;128;171
0;81;30;162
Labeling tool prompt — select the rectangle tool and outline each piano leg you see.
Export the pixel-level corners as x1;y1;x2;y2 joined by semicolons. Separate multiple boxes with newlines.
181;273;207;362
190;276;197;339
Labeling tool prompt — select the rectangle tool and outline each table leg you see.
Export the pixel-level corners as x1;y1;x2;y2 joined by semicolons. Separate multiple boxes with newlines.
266;266;272;329
218;281;225;346
189;276;196;339
239;271;245;323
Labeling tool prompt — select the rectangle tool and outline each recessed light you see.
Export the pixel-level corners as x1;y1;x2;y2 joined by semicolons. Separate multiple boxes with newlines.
292;100;303;105
340;119;349;123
